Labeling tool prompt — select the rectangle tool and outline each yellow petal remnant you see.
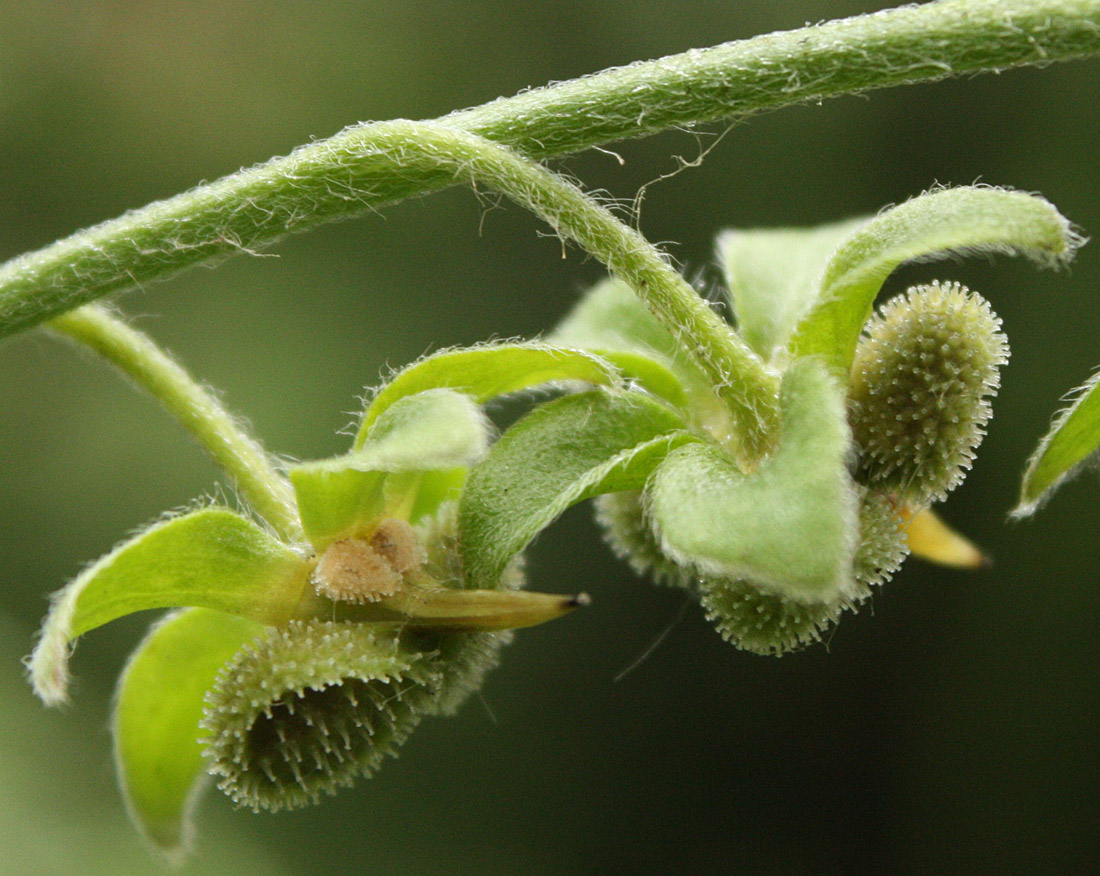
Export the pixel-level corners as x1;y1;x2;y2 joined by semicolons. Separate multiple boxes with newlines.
902;507;988;569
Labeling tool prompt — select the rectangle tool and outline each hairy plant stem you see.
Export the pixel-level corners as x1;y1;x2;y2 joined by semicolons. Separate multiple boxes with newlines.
372;121;779;456
1;0;1098;340
48;305;302;542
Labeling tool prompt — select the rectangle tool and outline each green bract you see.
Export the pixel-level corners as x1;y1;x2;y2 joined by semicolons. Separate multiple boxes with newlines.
1016;369;1100;515
461;186;1078;655
28;339;602;857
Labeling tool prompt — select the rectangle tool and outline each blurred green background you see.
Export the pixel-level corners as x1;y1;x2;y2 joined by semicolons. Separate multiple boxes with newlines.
1;2;1098;874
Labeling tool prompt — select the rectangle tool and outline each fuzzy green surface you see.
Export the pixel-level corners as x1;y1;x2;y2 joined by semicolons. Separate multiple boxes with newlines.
113;608;264;858
593;491;695;590
548;278;724;430
28;507;309;706
290;388;490;550
852;489;910;591
1016;369;1100;515
659;486;906;656
790;187;1074;376
699;578;844;656
358;342;622;439
201;621;440;812
647;359;859;605
718;216;865;363
549;279;710;395
2;2;1098;339
698;489;908;656
459;388;693;589
411;503;518;716
849;281;1008;504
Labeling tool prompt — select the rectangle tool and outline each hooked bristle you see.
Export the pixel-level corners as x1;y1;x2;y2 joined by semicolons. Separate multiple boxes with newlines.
592;491;694;589
695;488;909;656
200;621;440;812
851;488;910;591
698;577;843;656
848;281;1009;504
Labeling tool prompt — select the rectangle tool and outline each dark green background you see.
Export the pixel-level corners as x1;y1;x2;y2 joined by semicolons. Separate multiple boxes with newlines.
1;2;1097;874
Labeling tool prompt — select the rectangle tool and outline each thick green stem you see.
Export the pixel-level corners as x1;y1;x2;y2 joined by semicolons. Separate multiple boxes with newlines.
48;305;301;542
1;0;1098;338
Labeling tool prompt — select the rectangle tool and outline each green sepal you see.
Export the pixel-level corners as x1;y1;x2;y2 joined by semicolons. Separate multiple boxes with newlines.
459;389;694;588
1015;369;1100;516
646;358;858;604
28;507;308;706
717;216;865;362
358;342;622;441
290;389;490;549
113;608;264;860
790;187;1078;375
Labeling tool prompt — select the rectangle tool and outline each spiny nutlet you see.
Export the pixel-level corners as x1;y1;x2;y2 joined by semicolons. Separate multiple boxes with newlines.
852;487;910;591
312;518;425;604
591;486;906;656
698;577;843;656
200;621;440;812
848;280;1009;504
592;491;695;590
697;487;909;656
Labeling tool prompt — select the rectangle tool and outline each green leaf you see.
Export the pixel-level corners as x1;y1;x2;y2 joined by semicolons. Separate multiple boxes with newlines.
597;350;689;409
291;389;490;549
717;216;865;361
548;278;710;398
113;608;263;860
358;342;621;441
459;389;694;588
647;358;858;604
28;507;307;706
1015;369;1100;516
359;387;492;468
790;187;1078;375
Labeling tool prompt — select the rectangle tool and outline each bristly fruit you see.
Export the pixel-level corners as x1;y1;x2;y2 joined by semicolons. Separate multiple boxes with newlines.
200;621;440;812
848;281;1009;504
593;491;694;590
593;485;908;655
696;487;908;655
